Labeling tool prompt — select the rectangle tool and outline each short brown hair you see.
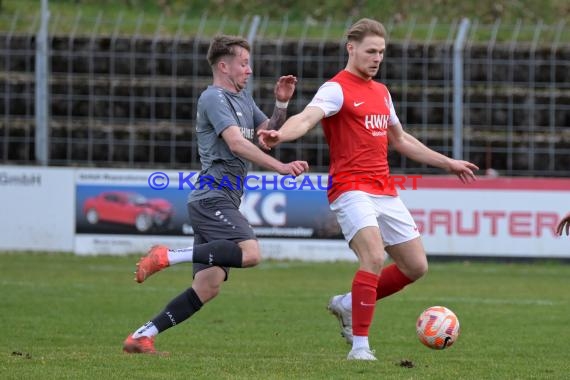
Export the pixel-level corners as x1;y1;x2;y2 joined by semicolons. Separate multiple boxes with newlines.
345;18;387;43
207;35;251;66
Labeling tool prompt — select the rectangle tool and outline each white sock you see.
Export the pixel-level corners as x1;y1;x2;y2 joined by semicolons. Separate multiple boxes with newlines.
341;292;352;310
352;335;370;350
167;246;194;265
133;321;159;339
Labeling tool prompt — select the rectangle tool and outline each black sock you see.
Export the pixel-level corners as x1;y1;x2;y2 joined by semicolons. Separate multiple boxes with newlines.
151;288;203;332
193;240;243;267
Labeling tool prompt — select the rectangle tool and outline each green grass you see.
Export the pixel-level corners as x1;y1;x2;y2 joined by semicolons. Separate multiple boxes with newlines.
1;253;570;379
0;0;568;42
3;0;569;23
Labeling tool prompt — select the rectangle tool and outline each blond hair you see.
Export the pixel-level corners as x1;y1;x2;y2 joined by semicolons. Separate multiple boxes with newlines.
345;18;387;43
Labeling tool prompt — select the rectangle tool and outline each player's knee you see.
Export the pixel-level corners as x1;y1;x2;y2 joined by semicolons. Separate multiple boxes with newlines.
242;249;262;267
360;251;385;272
371;253;386;269
238;240;262;267
409;260;428;281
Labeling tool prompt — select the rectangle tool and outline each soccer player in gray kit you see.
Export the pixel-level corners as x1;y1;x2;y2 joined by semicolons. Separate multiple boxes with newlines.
123;35;308;354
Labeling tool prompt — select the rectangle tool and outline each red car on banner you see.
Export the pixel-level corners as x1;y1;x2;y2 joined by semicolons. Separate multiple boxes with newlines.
83;191;174;232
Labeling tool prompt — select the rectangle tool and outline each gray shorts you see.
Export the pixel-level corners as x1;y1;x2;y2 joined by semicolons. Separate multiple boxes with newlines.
187;197;256;280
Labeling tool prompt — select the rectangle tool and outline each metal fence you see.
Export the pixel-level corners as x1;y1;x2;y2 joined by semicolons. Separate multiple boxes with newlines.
1;11;569;176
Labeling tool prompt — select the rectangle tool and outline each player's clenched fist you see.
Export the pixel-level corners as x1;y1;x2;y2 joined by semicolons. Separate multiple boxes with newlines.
257;130;281;150
278;160;309;176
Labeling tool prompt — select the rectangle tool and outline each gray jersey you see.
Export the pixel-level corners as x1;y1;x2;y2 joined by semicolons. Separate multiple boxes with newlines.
188;85;267;207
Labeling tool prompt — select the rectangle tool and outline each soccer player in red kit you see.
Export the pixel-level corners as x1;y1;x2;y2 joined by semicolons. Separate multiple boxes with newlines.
258;18;478;360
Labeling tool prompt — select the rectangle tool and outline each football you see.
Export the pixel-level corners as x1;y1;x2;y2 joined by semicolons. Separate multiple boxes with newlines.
416;306;460;349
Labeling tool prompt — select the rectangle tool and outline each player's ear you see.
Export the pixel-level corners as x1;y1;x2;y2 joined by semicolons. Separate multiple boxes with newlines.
217;59;229;73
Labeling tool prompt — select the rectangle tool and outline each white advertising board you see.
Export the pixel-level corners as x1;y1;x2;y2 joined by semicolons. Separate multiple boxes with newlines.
0;166;74;252
1;166;568;259
400;177;570;258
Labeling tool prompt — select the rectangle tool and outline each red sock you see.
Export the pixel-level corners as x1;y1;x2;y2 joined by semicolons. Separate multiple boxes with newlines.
376;263;413;300
352;270;379;337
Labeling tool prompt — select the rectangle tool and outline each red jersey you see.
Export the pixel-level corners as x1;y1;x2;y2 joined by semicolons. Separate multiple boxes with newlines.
310;70;400;203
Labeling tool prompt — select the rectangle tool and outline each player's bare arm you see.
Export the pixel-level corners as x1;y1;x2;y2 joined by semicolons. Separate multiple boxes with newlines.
388;122;478;183
258;106;324;149
556;213;570;236
222;125;308;176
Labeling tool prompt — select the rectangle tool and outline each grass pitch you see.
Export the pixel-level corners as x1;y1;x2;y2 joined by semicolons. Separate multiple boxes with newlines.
1;252;569;379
